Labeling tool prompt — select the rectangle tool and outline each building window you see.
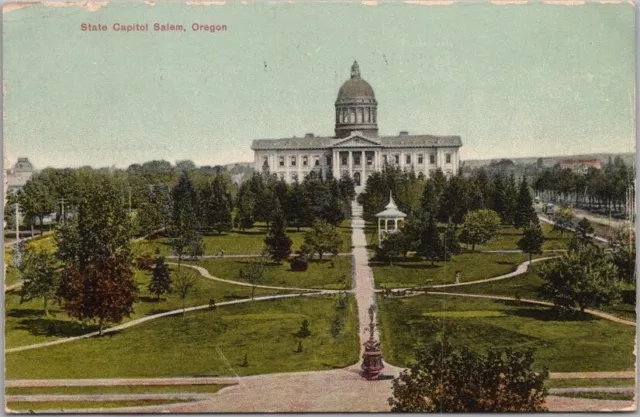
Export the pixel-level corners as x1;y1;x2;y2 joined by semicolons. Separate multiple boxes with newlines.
341;155;348;166
367;107;371;123
326;156;332;166
314;156;320;166
290;156;297;167
406;154;411;164
354;155;361;166
262;156;269;167
349;108;356;123
367;155;373;165
373;108;377;123
382;154;387;164
302;156;308;166
446;153;452;164
394;154;400;164
359;108;364;123
429;154;435;164
418;154;424;164
279;156;285;167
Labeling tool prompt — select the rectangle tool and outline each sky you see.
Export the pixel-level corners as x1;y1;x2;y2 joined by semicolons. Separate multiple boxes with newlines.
2;1;636;170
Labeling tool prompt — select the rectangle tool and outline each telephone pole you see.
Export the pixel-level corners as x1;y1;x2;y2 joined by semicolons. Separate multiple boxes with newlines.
14;202;20;242
58;198;65;224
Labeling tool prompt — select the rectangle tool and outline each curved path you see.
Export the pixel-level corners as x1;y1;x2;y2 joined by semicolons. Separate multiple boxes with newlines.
424;291;636;326
6;291;339;354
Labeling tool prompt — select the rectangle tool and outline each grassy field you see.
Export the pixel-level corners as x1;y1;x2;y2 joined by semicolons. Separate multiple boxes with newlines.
475;223;571;251
436;265;637;321
187;256;352;290
5;267;294;349
377;294;635;372
6;296;360;379
545;379;635;389
6;384;229;395
6;399;190;411
134;221;352;257
371;252;534;288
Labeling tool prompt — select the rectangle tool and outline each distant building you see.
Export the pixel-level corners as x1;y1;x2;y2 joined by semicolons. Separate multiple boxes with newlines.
557;158;601;174
251;61;462;193
6;157;34;194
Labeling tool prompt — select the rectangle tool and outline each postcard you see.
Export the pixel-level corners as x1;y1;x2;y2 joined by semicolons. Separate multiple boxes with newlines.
3;0;636;413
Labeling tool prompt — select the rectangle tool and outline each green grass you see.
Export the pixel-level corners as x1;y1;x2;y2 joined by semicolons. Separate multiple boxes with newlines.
134;220;353;257
433;265;637;322
5;265;22;286
6;399;191;411
187;256;352;290
545;379;636;389
476;223;571;251
6;384;229;395
5;266;295;349
553;392;635;401
372;252;534;288
377;294;635;373
6;296;359;379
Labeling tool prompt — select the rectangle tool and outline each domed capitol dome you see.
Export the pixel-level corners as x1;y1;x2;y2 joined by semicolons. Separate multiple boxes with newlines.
335;61;378;138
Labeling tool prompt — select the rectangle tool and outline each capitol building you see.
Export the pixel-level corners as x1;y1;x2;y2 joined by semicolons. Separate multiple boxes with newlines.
251;61;462;193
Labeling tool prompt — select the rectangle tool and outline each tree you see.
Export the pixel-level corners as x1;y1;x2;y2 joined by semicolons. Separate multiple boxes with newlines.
148;256;172;300
611;227;636;283
21;175;56;233
175;268;198;319
239;259;265;300
517;220;545;264
169;172;204;266
376;231;408;266
389;340;548;412
297;318;311;337
459;209;501;251
569;217;594;251
514;178;537;229
55;175;138;335
492;175;508;222
504;174;518;225
418;215;442;265
338;173;356;202
300;220;342;262
264;203;293;263
420;180;438;221
438;175;468;224
202;175;233;235
552;204;574;235
235;182;255;231
442;221;461;261
19;246;59;316
538;244;621;316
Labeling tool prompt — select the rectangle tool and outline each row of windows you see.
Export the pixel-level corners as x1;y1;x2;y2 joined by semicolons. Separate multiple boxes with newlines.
264;155;332;168
264;152;453;168
336;106;377;124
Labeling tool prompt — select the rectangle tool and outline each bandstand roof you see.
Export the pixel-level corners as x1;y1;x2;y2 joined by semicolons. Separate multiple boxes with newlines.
375;192;407;219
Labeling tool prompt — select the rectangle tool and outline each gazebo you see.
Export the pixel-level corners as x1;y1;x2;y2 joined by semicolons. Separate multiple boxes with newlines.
375;192;407;244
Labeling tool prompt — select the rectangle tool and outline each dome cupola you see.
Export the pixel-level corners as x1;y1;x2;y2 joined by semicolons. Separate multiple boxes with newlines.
335;61;378;138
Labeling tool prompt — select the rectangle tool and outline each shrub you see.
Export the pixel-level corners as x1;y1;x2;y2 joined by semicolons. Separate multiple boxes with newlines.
296;319;311;337
289;256;309;272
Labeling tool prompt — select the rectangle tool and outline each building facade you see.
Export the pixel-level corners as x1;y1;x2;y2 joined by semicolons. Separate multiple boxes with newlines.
558;158;602;174
251;61;462;193
6;157;34;194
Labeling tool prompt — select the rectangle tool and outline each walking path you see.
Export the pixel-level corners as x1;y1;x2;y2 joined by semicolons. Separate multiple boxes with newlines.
424;291;636;326
166;253;352;259
538;215;609;244
6;291;338;354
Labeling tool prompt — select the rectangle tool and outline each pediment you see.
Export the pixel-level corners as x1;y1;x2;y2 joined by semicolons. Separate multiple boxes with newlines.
332;135;381;148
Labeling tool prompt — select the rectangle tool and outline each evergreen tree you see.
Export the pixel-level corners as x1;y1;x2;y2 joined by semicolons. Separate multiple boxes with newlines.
420;180;438;221
514;177;537;229
442;221;461;261
287;179;309;231
148;255;172;300
204;175;233;235
438;175;468;224
504;174;518;225
418;214;442;265
569;217;595;251
517;220;545;264
376;230;409;265
235;183;255;231
338;173;356;202
492;175;508;222
264;202;293;263
169;171;204;266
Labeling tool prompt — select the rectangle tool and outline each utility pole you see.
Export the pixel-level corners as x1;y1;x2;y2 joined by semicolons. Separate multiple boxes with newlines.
14;202;20;242
58;198;65;225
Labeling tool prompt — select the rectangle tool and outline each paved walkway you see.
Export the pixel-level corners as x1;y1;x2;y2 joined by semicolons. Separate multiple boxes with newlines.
425;291;636;326
6;291;338;354
166;253;352;259
539;215;609;244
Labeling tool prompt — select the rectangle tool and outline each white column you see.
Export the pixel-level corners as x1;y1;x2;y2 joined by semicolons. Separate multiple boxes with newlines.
333;150;338;178
348;150;353;177
297;151;302;179
362;150;366;184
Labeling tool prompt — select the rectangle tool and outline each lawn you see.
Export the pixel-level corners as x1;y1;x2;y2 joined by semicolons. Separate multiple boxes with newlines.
133;220;353;257
377;294;635;372
437;265;637;322
187;256;352;290
545;378;635;389
475;223;571;251
5;266;295;349
6;399;191;412
6;384;229;395
371;252;534;288
5;296;360;379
